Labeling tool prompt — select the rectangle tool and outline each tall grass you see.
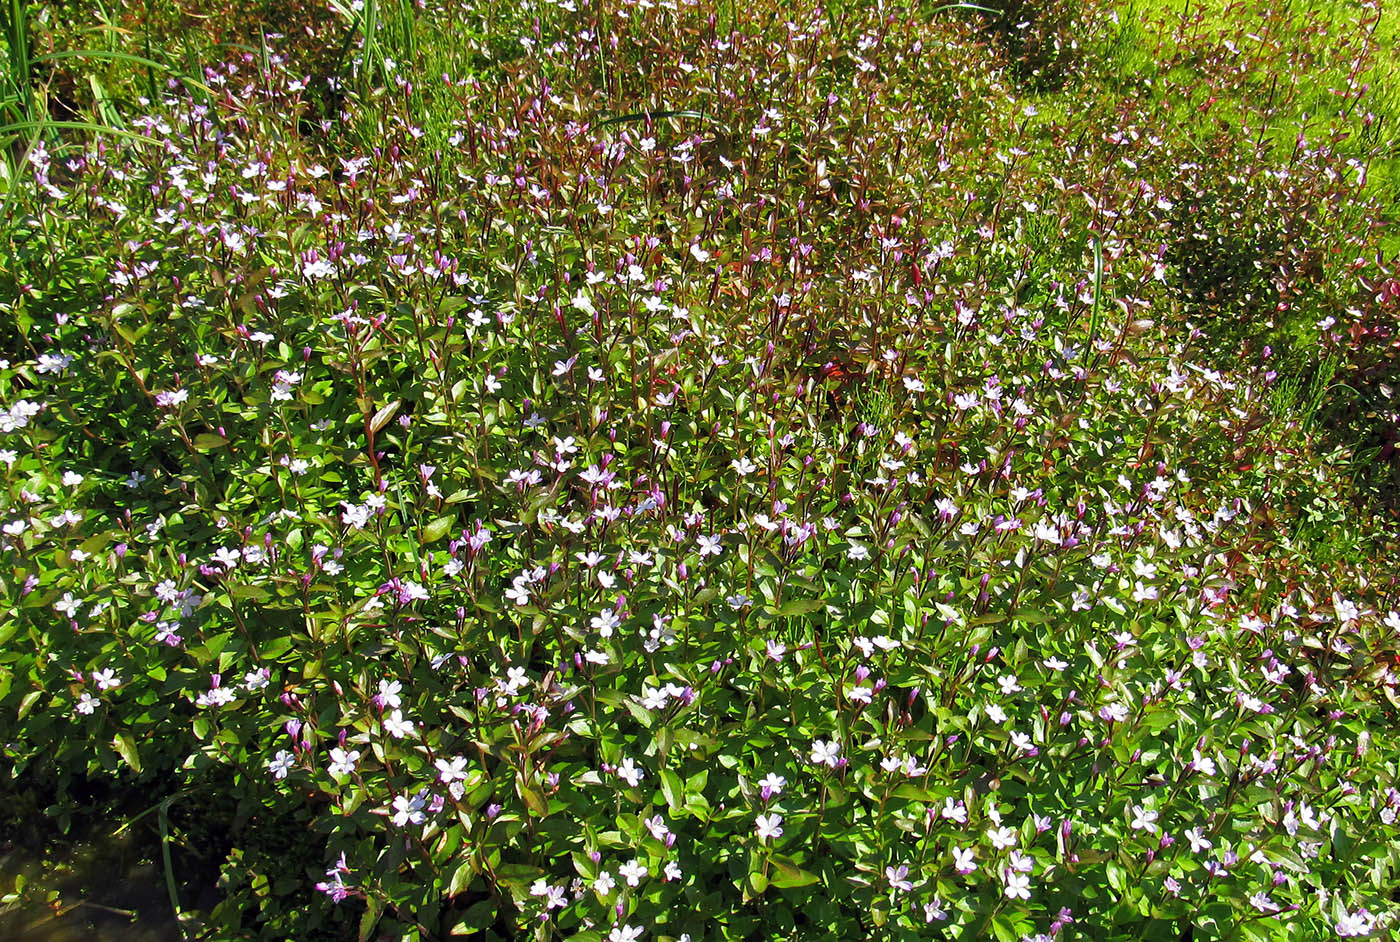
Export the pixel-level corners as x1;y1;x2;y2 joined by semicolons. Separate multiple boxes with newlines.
0;0;209;210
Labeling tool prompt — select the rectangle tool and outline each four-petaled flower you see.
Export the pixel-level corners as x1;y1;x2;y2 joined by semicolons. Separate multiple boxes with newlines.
436;756;469;784
618;859;648;887
1003;869;1031;900
755;813;783;842
383;709;415;739
328;748;360;777
390;792;427;827
617;756;644;787
885;864;914;892
810;739;842;767
268;750;295;780
758;773;786;798
1130;805;1159;832
988;826;1018;850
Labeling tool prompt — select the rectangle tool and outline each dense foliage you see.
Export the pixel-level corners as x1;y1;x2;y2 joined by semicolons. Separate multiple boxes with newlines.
3;0;1400;939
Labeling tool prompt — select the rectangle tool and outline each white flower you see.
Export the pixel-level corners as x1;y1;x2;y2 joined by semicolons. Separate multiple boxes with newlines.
328;748;360;777
74;693;97;715
755;813;783;841
618;859;648;887
1002;869;1031;900
1334;909;1376;937
195;682;237;708
885;864;914;892
530;880;568;910
390;793;427;827
810;739;841;767
341;502;371;529
436;756;469;783
988;826;1017;850
383;710;415;739
1129;805;1159;832
644;815;670;841
591;608;621;637
1132;581;1158;602
36;353;74;375
268;750;295;779
303;258;335;280
552;355;577;377
758;773;786;796
617;756;644;787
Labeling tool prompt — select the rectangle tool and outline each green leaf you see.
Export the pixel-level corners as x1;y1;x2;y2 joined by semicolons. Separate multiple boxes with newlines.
358;892;383;942
450;900;495;933
519;783;549;817
892;783;941;803
989;914;1020;942
571;851;598;880
113;732;142;773
1240;920;1278;942
422;515;456;543
193;432;226;451
447;858;478;897
18;690;42;720
768;856;819;888
370;399;402;434
660;768;684;812
494;863;544;888
1106;860;1127;894
775;598;824;617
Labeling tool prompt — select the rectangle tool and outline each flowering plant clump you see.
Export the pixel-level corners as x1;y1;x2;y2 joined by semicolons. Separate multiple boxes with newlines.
2;0;1399;939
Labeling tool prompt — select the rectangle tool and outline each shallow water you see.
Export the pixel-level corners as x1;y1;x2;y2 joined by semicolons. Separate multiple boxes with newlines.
0;829;187;942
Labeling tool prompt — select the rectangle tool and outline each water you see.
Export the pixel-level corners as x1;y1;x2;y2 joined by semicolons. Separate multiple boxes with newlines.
0;828;189;942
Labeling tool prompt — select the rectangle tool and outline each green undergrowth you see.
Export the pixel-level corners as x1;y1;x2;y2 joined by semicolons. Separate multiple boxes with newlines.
2;0;1400;940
